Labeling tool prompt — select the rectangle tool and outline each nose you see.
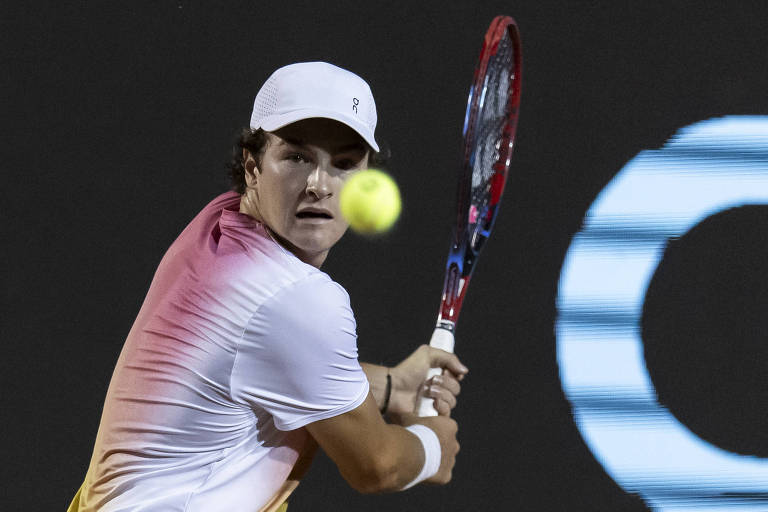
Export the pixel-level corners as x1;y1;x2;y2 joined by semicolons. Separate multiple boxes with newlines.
305;165;332;199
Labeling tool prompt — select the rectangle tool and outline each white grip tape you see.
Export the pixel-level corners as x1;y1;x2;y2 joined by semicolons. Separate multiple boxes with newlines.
416;327;455;417
401;424;441;489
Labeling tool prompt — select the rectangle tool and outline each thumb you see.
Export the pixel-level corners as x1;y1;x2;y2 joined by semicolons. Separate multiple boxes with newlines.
428;348;469;378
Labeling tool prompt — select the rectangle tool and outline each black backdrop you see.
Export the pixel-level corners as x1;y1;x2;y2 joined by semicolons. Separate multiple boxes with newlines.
4;1;768;510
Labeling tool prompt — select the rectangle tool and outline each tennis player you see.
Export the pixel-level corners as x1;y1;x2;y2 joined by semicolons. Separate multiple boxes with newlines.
68;62;466;512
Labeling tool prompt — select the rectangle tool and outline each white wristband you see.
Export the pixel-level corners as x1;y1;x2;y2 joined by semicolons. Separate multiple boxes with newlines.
402;424;442;490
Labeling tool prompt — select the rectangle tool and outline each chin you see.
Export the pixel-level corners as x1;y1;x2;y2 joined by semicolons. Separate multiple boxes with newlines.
288;230;342;256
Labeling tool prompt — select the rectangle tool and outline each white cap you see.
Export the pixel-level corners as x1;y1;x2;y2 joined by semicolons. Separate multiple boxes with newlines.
250;62;379;152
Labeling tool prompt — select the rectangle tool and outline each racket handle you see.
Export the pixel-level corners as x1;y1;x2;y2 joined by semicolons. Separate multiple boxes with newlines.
416;327;456;417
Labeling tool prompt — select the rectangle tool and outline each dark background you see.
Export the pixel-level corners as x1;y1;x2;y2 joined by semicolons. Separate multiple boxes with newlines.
3;1;768;510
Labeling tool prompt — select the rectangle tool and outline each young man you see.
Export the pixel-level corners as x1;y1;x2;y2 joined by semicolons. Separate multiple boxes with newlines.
69;62;466;511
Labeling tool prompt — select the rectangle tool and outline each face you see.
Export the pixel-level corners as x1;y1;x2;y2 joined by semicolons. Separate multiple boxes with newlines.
241;118;370;267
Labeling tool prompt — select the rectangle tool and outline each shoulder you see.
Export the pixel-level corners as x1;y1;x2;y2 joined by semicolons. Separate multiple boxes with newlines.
236;270;356;362
185;191;242;235
258;272;353;330
283;272;349;303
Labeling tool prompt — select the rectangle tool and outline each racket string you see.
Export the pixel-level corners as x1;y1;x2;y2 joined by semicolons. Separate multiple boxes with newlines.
469;31;516;229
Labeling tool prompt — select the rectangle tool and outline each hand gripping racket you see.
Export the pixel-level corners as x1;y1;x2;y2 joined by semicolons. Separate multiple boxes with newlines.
417;16;522;416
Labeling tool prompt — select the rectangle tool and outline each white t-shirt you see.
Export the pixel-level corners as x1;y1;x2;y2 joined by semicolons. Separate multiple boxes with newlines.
75;192;369;511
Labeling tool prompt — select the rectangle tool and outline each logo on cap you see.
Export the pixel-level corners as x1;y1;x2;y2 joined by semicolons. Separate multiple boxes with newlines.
353;97;359;114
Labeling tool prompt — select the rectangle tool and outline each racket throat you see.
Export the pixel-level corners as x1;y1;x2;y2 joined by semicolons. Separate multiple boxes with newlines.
438;261;471;326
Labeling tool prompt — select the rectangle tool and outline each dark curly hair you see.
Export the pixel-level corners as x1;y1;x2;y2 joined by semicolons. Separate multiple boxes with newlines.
227;127;390;194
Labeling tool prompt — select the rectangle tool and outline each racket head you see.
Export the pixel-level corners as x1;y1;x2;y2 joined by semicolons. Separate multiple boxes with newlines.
439;16;522;327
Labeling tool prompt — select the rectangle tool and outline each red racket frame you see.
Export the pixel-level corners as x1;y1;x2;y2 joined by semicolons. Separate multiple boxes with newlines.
436;15;522;332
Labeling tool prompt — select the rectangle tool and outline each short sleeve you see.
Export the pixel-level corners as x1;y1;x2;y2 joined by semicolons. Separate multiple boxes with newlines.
230;273;369;430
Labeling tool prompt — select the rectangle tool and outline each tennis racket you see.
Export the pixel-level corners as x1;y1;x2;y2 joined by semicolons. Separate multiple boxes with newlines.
417;15;522;416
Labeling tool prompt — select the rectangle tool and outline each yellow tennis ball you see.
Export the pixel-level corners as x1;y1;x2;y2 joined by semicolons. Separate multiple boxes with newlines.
340;169;402;234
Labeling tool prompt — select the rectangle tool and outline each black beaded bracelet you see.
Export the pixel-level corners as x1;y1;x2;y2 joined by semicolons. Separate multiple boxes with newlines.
380;370;392;414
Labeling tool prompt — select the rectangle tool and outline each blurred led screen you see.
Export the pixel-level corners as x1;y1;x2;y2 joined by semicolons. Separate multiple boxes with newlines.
556;116;768;511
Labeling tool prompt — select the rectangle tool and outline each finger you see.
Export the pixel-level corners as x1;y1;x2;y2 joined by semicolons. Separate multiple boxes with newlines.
428;383;457;410
428;348;469;378
444;367;467;382
426;384;453;416
430;373;461;397
434;396;451;416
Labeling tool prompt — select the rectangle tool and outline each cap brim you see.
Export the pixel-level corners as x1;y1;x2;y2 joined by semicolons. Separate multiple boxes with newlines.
253;108;380;152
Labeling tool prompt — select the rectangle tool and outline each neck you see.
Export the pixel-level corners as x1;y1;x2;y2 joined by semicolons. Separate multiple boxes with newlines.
268;227;330;269
239;189;263;222
239;193;329;269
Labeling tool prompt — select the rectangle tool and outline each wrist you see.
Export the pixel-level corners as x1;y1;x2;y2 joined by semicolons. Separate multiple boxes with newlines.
402;424;441;489
360;363;392;412
385;364;413;415
380;369;392;414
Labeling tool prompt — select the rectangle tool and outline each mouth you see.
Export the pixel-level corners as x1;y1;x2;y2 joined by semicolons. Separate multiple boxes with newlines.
296;209;334;221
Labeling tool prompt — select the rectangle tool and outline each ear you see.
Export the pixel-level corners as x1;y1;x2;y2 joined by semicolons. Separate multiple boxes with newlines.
242;149;259;188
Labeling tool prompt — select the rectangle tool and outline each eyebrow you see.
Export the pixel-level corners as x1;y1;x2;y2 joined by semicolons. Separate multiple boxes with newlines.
279;136;305;148
278;137;367;154
335;142;367;153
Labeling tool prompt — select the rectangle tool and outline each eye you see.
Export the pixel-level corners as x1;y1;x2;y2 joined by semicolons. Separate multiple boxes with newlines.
286;152;309;163
335;155;366;170
336;159;355;170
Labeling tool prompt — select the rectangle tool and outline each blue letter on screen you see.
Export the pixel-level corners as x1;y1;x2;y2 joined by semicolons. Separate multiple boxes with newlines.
556;116;768;511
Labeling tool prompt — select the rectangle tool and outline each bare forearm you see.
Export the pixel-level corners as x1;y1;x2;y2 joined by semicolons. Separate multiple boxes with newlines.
306;393;427;494
360;362;389;411
350;422;426;493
